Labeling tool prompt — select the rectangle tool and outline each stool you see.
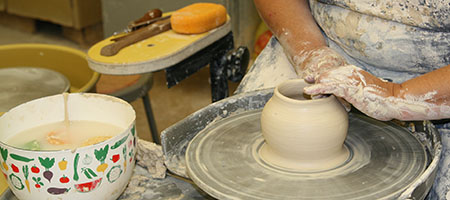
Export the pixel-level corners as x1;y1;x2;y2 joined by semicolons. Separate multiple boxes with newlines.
95;73;159;144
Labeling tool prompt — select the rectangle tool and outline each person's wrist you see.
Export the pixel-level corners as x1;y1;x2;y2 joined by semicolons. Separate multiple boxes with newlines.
391;83;404;99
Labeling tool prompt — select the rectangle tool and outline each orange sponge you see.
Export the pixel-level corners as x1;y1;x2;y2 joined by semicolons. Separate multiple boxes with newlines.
171;3;227;34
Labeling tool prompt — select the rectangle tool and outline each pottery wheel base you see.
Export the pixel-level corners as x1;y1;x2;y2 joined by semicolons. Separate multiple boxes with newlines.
186;110;427;199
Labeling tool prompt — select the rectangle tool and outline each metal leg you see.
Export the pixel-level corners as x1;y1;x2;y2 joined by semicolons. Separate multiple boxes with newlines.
210;52;229;102
165;32;235;102
142;93;160;144
209;33;234;102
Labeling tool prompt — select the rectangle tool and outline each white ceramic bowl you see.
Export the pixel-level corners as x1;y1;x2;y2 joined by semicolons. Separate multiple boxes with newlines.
0;93;136;200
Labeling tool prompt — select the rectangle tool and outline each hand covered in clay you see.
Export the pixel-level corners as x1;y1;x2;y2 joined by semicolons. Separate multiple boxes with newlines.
293;47;347;83
304;65;446;121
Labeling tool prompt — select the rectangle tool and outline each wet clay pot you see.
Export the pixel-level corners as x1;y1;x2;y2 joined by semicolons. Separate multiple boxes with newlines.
260;79;349;172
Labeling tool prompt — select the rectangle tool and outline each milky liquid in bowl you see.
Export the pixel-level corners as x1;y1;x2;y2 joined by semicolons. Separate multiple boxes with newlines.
5;120;124;151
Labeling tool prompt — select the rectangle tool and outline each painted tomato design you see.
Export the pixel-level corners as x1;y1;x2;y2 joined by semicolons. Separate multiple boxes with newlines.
59;176;70;183
31;165;40;173
11;164;19;173
112;154;120;163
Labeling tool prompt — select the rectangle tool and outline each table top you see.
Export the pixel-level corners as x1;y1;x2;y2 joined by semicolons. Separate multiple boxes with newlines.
0;67;70;113
87;14;231;75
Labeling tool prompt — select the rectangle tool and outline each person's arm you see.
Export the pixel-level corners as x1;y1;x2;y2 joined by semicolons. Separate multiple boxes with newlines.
304;64;450;121
397;65;450;106
254;0;346;82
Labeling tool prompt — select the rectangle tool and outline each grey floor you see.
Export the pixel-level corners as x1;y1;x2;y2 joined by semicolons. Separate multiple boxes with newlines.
0;22;240;142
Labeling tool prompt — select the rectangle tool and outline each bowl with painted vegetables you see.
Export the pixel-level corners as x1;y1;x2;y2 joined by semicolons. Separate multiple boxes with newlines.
0;93;136;200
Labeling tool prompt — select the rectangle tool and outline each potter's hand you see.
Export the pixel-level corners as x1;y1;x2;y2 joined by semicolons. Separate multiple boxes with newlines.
303;65;445;121
293;47;347;83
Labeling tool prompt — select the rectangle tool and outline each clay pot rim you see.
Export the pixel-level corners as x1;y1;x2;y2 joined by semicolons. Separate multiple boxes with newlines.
274;79;335;104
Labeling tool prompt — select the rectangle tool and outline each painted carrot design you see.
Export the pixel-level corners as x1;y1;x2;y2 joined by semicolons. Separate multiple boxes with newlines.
23;165;30;192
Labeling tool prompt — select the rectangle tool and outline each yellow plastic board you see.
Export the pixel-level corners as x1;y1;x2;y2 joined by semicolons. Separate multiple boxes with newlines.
87;14;231;75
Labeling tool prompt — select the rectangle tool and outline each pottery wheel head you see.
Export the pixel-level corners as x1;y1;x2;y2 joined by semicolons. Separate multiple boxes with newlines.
186;110;427;200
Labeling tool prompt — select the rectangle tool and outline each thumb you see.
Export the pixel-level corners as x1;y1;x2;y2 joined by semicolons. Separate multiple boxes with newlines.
336;97;351;112
303;83;333;95
304;85;351;112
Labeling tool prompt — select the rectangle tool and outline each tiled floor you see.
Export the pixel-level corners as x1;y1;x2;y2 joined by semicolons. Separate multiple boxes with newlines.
0;22;240;142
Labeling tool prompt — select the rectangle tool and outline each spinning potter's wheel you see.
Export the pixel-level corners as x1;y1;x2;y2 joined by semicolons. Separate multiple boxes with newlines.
186;110;428;199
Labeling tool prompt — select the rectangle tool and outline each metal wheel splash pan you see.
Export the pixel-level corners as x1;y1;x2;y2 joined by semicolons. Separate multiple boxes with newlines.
161;89;441;199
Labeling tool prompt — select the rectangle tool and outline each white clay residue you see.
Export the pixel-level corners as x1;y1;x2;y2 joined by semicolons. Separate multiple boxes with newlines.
305;65;450;121
235;38;297;94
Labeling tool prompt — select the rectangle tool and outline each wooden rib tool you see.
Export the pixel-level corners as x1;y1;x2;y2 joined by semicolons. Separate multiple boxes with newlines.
100;18;171;57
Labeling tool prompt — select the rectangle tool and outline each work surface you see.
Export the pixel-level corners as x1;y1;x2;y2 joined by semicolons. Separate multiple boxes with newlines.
87;14;231;75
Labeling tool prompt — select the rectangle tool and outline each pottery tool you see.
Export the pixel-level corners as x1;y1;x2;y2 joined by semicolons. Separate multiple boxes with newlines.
112;9;163;37
128;9;163;31
110;15;172;42
161;89;440;200
101;17;171;56
170;3;227;34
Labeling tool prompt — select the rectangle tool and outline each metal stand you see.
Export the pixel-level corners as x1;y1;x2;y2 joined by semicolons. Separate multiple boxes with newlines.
100;73;160;144
165;32;249;102
142;93;159;144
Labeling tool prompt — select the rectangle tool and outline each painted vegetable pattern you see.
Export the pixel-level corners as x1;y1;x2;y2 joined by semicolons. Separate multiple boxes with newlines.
32;177;44;188
82;154;93;165
23;165;30;192
58;158;67;170
38;157;55;182
0;126;136;196
75;178;102;193
111;154;120;163
82;168;98;179
122;146;127;173
47;187;70;195
59;175;69;183
106;165;122;183
111;135;128;150
9;173;24;190
0;147;8;171
73;153;80;181
31;165;40;173
10;154;34;162
94;145;109;173
11;164;19;173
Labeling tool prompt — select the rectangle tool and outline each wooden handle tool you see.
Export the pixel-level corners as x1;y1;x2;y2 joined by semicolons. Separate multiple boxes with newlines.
101;18;171;57
129;9;163;29
112;9;163;37
127;15;171;32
